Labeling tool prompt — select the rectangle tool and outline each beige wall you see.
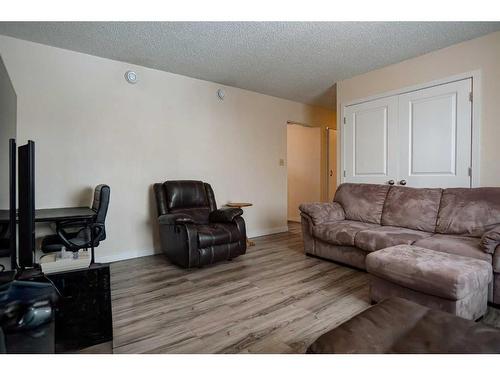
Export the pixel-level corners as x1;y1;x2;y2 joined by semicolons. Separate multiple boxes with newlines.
287;124;321;222
0;35;332;262
337;31;500;186
0;55;17;209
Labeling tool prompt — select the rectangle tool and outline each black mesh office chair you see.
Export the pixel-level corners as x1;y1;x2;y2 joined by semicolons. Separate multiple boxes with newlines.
41;184;110;254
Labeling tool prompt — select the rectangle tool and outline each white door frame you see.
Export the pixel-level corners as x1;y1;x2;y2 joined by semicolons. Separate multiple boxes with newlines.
339;70;482;187
326;127;337;201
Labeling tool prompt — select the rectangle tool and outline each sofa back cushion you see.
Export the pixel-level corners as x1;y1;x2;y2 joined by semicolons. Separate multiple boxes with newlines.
381;186;442;232
436;187;500;237
334;183;390;224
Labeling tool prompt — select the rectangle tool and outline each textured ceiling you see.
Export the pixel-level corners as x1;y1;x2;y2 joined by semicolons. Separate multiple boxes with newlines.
0;22;499;108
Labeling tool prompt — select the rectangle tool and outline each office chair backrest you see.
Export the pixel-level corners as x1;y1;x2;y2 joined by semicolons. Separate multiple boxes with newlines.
153;180;217;224
91;184;110;239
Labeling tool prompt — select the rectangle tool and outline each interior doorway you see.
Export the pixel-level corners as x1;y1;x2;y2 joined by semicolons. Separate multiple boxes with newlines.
327;128;337;201
287;123;321;222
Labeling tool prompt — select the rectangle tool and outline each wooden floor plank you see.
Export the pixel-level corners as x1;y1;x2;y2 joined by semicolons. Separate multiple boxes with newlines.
110;221;500;353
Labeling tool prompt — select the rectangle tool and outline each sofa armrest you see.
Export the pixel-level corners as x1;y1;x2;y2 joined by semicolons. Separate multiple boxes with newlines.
158;213;195;225
481;224;500;254
299;202;345;226
209;208;243;223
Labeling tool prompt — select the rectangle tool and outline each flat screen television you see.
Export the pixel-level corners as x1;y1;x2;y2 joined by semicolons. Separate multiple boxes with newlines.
9;138;16;270
18;140;35;269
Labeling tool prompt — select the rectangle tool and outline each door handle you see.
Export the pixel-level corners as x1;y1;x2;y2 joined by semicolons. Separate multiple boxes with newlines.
399;179;407;186
330;170;333;177
388;180;395;185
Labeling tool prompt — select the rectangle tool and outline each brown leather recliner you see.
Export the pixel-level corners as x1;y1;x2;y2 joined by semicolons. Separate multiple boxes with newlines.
153;180;247;268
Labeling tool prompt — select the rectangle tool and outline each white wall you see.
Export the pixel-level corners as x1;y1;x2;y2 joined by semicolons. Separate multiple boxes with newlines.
0;54;17;209
337;31;500;187
0;35;333;263
287;124;321;222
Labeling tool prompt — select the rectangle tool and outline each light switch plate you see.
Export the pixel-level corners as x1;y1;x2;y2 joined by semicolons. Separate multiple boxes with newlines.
279;158;285;166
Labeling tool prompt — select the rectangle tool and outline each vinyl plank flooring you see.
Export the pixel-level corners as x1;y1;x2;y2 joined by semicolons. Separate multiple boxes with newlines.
109;221;500;354
110;222;371;353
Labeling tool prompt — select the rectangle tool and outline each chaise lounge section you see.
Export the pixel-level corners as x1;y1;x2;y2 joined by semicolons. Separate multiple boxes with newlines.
300;183;500;304
366;245;492;320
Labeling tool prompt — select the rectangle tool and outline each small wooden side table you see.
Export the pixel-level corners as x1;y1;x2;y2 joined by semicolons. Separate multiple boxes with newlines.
226;202;254;247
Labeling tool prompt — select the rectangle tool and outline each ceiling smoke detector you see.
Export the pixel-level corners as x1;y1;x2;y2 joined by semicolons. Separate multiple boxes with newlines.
125;70;138;84
217;89;225;100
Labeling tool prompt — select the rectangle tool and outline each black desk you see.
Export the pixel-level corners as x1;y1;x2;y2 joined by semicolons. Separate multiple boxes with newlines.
0;207;97;263
0;207;96;224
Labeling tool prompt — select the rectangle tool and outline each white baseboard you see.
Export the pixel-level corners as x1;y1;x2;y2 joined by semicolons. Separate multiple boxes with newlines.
248;225;289;239
97;225;290;264
97;248;159;264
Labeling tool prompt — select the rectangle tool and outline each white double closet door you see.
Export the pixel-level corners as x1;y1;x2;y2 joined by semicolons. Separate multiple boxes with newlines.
343;78;472;188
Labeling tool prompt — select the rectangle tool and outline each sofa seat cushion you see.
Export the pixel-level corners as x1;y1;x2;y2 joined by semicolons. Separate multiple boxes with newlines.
414;234;492;263
354;226;433;252
381;186;442;232
366;245;492;300
312;220;379;246
197;223;241;247
334;183;390;224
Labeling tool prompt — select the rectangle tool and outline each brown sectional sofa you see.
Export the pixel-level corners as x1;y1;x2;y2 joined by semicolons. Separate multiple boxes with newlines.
299;183;500;304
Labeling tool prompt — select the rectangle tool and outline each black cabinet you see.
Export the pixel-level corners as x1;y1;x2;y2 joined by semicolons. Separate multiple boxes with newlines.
46;263;113;353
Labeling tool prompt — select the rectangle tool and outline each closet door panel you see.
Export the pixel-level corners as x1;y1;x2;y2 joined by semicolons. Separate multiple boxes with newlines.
343;96;398;185
398;79;472;188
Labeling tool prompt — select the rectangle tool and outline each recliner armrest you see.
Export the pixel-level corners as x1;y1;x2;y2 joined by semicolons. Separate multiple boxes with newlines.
158;213;195;225
299;202;345;226
209;208;243;223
